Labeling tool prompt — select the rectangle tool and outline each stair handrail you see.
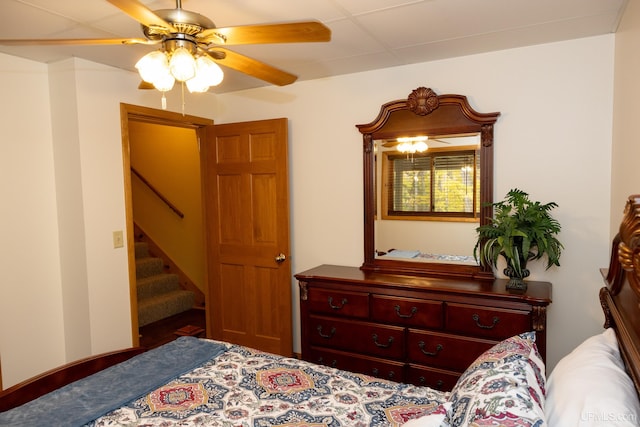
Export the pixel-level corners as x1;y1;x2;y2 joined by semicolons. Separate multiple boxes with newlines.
131;167;185;219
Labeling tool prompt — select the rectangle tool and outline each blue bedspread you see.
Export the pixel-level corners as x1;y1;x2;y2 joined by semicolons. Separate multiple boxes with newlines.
0;337;226;427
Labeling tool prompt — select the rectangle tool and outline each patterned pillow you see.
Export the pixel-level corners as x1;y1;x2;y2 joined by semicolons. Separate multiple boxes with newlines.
402;402;451;427
446;331;546;427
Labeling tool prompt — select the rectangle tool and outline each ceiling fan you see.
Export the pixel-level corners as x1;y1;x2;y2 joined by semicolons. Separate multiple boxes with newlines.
0;0;331;90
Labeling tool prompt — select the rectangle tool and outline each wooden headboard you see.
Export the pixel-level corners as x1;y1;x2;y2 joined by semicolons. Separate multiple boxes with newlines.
600;194;640;397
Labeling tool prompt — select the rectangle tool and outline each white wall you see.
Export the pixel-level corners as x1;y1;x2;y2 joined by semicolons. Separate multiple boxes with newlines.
612;1;640;234
0;33;616;386
214;35;615;372
0;53;66;387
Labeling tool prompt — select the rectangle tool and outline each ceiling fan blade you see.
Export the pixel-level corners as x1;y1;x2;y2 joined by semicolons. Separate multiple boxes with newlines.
138;81;155;89
0;38;156;46
106;0;176;32
198;21;330;45
211;48;297;86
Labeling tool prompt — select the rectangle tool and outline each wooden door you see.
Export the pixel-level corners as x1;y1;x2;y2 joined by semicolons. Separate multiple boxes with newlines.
202;118;292;356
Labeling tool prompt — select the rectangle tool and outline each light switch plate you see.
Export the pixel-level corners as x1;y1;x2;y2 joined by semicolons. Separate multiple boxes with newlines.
113;230;124;248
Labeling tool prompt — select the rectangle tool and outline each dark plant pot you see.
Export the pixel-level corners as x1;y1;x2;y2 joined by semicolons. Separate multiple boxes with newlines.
503;266;530;291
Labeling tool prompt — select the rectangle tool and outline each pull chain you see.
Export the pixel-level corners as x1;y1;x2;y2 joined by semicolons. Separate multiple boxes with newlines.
181;82;186;116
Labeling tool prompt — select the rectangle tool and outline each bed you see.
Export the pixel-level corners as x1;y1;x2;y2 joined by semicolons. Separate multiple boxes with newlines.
3;195;640;426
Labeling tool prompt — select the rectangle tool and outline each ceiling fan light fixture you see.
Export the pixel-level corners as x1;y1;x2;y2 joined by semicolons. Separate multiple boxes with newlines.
186;75;209;93
397;136;429;153
137;47;225;95
169;46;196;81
135;50;170;83
186;55;223;92
152;70;175;92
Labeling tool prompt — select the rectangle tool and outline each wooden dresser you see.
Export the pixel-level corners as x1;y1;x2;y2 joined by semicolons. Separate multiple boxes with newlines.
295;264;551;391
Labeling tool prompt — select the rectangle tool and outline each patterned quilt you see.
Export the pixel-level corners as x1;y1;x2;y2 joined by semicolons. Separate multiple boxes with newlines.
87;340;448;426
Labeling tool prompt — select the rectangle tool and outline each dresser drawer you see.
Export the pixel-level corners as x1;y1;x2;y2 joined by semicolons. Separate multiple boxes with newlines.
407;330;495;372
308;288;369;318
371;295;444;329
307;347;405;382
309;315;405;359
406;364;460;391
446;303;531;340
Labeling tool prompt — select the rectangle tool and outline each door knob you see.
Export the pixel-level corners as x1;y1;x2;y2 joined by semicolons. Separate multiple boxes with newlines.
275;253;286;263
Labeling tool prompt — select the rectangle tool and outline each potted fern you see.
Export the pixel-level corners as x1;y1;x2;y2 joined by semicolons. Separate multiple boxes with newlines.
474;188;563;290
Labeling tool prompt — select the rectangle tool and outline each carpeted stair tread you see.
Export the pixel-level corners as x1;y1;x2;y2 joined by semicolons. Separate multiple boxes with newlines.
134;240;196;327
137;273;181;301
137;289;195;327
135;256;164;279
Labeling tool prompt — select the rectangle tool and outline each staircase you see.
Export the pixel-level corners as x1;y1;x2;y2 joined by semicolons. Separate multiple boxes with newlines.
135;241;195;327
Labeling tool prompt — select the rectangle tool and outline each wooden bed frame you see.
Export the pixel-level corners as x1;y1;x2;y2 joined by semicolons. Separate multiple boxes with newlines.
0;347;145;412
2;194;640;414
600;194;640;399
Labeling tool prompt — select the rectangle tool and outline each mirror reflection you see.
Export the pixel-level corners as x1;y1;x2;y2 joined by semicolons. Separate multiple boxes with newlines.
374;134;480;265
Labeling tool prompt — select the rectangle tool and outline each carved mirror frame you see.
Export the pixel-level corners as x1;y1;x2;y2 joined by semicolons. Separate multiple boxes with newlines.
357;87;500;280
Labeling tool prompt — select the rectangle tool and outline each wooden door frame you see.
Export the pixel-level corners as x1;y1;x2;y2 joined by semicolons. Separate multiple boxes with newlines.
119;103;213;346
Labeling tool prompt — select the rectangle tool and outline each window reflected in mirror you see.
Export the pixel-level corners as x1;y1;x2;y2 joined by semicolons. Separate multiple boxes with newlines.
377;134;481;221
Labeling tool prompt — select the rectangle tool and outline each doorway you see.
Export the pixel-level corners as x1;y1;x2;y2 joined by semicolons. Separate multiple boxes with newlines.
119;104;213;346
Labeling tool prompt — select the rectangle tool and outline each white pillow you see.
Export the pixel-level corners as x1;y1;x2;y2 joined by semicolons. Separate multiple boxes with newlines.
546;328;640;427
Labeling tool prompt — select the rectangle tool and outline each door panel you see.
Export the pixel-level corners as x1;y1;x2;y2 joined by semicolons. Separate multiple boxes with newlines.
217;174;245;244
253;265;284;342
253;174;278;244
203;118;292;356
219;263;246;335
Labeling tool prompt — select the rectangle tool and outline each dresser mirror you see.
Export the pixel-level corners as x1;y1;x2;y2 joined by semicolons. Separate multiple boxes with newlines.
356;87;500;279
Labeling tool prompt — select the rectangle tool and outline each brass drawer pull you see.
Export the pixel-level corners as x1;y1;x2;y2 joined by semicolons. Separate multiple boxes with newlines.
394;305;418;318
472;313;500;329
418;341;443;357
317;325;336;339
328;296;348;310
372;333;394;348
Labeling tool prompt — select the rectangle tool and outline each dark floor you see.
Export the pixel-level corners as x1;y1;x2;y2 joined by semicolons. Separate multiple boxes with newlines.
139;308;206;349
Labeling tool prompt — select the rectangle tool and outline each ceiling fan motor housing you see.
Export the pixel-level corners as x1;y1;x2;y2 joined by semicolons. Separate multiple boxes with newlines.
142;8;215;41
164;36;197;55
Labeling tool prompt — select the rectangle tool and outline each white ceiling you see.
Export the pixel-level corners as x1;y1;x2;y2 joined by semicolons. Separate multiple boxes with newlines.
0;0;629;93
